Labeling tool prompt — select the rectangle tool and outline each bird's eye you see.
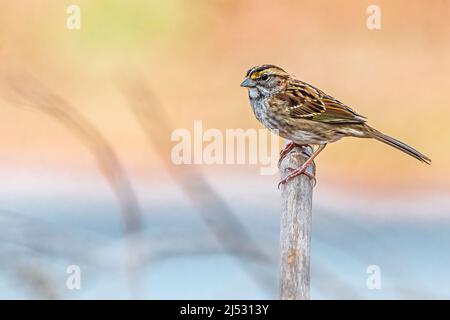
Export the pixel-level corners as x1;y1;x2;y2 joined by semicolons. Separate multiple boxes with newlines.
260;74;269;81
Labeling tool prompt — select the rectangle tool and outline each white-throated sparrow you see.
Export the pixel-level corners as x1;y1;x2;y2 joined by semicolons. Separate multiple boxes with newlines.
241;64;431;187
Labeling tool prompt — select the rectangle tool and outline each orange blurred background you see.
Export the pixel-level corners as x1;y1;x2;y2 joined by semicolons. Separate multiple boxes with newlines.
1;0;449;192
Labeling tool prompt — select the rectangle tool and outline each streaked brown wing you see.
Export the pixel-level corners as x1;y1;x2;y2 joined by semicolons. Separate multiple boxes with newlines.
283;81;326;116
276;80;367;124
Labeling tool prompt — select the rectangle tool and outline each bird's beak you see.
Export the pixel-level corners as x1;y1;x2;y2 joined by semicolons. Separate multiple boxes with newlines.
240;78;256;88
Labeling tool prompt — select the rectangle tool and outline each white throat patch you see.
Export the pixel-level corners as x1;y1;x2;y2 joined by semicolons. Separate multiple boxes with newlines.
248;88;260;99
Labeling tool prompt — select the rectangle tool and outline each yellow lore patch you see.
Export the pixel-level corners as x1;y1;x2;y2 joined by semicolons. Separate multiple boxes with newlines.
250;71;264;79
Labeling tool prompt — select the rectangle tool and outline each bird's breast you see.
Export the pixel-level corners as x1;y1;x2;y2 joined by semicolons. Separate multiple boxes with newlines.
249;97;276;128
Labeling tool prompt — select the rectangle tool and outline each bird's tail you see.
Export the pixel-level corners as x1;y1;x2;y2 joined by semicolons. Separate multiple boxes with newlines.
365;126;431;164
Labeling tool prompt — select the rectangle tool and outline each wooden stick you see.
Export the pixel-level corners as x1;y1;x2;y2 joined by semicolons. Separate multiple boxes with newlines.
279;145;315;300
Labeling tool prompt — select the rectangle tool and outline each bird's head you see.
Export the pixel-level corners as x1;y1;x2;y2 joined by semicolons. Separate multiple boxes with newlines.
241;64;290;97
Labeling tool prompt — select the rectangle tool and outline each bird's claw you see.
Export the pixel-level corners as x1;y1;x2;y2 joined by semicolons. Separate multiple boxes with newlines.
278;142;295;168
278;144;311;168
278;166;316;189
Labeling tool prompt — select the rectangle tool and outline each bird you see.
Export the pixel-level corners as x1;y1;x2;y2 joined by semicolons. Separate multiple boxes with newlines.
240;64;431;187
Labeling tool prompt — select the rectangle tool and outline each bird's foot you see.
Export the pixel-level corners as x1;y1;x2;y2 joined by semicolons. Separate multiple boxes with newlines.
279;142;294;156
278;143;309;168
278;164;316;189
278;142;294;168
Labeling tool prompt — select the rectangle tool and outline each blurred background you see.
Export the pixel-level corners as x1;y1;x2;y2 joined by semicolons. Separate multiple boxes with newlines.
0;0;449;299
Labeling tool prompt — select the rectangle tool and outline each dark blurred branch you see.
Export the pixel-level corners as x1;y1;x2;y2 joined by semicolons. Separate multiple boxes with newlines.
0;73;144;294
121;75;276;292
13;264;58;299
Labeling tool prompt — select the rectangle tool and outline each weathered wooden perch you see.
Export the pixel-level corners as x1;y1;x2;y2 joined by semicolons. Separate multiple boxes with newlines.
279;145;315;300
